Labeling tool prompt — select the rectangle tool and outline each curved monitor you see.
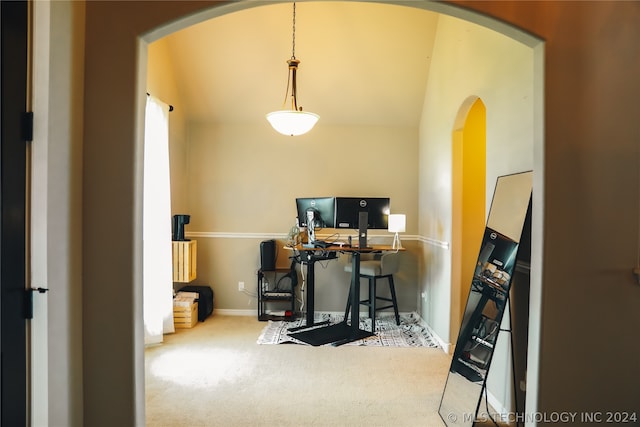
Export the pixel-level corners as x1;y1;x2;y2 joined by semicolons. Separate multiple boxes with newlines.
335;197;390;230
295;197;336;229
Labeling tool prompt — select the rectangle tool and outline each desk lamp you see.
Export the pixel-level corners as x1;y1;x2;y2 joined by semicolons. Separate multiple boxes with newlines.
388;214;406;250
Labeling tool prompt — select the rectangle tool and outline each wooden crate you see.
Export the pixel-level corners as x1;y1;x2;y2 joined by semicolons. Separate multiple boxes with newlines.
173;301;198;329
172;240;197;283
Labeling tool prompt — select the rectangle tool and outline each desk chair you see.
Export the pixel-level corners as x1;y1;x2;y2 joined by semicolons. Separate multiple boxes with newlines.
344;252;400;331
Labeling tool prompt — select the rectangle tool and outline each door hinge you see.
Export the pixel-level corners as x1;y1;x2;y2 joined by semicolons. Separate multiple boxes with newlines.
22;111;33;142
25;287;49;319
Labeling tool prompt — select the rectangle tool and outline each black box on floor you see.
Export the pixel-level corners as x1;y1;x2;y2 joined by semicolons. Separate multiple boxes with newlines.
178;285;214;321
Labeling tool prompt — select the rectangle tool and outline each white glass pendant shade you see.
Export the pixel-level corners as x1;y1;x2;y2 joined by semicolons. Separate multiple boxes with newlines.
266;110;320;136
267;3;319;136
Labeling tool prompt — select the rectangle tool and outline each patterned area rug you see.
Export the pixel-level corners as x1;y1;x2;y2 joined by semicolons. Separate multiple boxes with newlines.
257;312;439;348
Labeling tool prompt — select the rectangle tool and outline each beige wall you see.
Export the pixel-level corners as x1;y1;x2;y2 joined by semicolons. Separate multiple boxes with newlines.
147;38;189;214
455;0;640;419
186;123;419;233
50;0;638;425
147;33;421;311
418;14;534;343
182;121;419;311
416;13;535;413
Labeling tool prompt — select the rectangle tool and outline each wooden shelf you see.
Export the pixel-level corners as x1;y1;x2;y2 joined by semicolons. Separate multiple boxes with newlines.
172;240;197;283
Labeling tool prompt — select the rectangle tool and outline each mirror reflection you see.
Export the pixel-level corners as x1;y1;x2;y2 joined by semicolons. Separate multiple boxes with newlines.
439;171;532;426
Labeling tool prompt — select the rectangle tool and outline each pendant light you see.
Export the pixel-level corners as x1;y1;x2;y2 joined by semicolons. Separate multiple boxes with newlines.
266;1;319;136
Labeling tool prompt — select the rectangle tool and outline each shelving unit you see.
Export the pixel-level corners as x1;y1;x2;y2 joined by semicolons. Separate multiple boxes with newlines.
172;240;197;283
172;240;200;328
257;268;296;321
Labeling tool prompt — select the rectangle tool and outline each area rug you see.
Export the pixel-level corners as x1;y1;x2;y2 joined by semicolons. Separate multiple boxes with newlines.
257;312;439;348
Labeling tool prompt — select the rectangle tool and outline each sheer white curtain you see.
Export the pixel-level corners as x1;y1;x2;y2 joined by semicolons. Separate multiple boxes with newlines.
143;95;174;345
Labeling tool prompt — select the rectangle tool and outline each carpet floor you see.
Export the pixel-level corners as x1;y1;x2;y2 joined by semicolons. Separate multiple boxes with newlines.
257;312;440;347
145;314;454;427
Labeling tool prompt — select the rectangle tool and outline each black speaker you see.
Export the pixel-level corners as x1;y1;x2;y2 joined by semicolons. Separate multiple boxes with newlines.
358;211;369;249
260;239;276;271
172;214;190;241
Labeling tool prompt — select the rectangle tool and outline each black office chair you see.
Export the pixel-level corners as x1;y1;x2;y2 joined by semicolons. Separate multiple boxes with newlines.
344;252;401;331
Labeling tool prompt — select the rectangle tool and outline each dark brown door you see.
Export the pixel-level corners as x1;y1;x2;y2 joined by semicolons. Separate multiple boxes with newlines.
1;0;28;424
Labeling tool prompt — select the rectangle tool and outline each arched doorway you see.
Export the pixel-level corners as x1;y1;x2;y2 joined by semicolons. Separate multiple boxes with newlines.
75;1;543;424
450;96;486;343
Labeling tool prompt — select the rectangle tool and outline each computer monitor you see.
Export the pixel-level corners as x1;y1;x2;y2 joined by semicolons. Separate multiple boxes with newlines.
335;197;390;230
295;197;336;229
476;227;519;287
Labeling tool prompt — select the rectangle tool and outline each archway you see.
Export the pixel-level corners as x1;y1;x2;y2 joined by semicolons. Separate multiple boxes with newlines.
75;1;543;424
450;97;486;344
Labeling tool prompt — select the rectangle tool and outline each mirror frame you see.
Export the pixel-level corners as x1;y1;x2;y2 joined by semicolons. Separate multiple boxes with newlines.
439;171;532;426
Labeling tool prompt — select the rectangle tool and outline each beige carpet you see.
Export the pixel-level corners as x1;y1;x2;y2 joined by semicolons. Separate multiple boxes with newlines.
145;314;453;426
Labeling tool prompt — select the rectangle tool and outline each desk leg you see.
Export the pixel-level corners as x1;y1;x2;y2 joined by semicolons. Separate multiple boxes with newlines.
349;252;360;331
287;256;330;333
306;259;315;326
289;251;372;346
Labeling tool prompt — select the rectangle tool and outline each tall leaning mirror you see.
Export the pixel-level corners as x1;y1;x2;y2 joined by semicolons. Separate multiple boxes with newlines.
439;171;532;426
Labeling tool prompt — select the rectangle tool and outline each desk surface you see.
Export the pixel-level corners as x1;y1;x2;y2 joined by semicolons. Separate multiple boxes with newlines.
289;243;402;252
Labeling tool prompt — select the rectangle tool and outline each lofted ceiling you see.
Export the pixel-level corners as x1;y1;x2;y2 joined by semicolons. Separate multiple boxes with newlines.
161;2;440;128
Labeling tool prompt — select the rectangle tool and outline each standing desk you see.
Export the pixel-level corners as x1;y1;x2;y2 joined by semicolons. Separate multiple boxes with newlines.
287;244;400;346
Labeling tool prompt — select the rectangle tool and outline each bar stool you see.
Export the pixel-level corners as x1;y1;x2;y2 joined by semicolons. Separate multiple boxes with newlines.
344;252;400;331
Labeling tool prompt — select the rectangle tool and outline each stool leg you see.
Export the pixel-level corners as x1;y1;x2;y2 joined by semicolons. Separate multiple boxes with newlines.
370;276;376;332
368;277;375;319
344;287;352;323
388;275;400;325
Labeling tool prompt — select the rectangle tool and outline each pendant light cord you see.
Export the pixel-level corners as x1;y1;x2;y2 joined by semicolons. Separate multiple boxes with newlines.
291;1;296;59
281;1;297;109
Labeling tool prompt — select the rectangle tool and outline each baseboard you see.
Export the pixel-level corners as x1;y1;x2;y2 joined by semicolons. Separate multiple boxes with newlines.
212;309;415;318
414;313;451;354
214;309;255;316
485;389;509;419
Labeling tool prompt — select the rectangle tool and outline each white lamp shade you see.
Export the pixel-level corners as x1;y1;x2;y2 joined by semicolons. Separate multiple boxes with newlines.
266;110;320;136
388;214;406;233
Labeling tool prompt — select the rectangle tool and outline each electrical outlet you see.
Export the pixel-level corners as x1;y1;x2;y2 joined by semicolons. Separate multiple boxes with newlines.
238;281;245;291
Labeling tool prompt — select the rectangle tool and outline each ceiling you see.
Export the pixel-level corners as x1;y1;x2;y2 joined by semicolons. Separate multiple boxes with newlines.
161;2;440;128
